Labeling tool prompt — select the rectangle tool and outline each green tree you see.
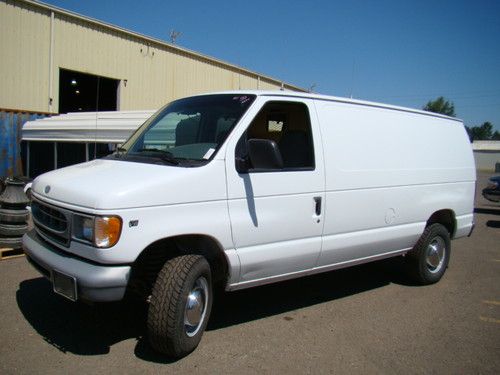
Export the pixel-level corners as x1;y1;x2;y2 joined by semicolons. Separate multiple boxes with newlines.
467;122;498;141
471;122;493;140
423;96;456;117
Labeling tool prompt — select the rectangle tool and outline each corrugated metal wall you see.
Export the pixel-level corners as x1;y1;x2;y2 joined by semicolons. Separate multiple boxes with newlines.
0;0;305;115
0;1;51;112
0;110;47;178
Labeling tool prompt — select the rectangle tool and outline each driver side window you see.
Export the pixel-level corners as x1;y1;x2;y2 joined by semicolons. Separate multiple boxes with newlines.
236;101;315;171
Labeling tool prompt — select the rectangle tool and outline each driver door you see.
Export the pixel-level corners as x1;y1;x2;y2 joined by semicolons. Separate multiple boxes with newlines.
225;98;325;287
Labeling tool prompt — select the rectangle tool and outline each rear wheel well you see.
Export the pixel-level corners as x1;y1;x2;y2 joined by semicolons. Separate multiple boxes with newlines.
126;235;228;301
426;210;456;237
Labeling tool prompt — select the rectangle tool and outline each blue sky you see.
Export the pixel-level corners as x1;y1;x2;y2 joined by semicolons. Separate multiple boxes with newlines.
45;0;500;131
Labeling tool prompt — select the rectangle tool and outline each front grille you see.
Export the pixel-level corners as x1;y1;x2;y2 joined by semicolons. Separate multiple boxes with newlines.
31;200;71;246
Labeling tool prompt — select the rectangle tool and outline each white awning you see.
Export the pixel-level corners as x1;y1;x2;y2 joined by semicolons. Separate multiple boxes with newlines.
22;110;156;143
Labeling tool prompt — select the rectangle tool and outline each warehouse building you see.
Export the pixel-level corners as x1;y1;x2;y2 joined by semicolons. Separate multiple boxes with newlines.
472;141;500;172
0;0;304;177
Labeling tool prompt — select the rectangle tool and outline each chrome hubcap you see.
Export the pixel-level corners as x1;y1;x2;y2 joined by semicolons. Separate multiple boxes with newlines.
426;237;445;273
184;277;208;337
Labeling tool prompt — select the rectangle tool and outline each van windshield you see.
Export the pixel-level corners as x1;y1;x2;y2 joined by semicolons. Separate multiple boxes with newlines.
116;94;256;166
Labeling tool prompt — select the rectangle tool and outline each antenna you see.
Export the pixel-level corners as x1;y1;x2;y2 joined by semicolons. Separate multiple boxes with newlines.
309;84;316;93
170;30;182;44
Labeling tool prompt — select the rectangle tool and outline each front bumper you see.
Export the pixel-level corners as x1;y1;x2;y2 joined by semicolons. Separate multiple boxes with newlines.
22;229;131;302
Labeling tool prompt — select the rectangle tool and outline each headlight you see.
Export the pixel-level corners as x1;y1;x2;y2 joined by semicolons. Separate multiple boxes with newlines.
94;216;122;248
73;215;122;248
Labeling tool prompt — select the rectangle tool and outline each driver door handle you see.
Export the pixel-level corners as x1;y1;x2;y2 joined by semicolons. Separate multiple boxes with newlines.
314;196;322;216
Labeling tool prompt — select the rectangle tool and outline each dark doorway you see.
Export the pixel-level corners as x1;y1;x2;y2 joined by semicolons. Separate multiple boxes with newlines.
22;141;55;178
59;69;119;113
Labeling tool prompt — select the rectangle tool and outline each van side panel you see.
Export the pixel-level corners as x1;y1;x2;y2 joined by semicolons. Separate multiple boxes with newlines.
316;102;476;189
314;100;475;267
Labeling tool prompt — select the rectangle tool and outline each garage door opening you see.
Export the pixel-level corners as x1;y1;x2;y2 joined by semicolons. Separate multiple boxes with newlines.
59;69;119;113
18;70;122;178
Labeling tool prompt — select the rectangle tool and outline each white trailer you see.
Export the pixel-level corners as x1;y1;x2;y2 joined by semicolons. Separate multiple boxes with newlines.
21;110;155;177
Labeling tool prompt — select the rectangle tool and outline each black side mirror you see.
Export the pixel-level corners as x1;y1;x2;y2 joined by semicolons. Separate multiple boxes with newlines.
235;156;250;173
247;138;283;170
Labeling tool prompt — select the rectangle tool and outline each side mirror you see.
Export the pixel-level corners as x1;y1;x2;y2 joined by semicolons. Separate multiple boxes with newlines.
247;138;283;170
235;156;250;173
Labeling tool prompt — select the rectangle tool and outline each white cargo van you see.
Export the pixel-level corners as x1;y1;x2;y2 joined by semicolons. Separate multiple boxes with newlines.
23;91;476;358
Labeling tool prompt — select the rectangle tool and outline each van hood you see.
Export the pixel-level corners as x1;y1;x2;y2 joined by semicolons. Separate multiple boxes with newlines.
32;159;227;210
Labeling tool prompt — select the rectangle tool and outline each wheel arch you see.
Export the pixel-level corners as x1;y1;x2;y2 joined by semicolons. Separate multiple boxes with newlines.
126;234;229;300
426;209;456;238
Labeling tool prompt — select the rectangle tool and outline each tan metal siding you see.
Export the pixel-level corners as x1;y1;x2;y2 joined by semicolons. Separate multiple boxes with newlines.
53;15;283;110
1;0;301;114
260;79;283;90
53;13;173;110
0;1;51;112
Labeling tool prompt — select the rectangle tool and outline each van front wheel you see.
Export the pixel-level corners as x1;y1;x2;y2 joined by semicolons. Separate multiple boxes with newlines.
147;255;212;358
406;223;451;285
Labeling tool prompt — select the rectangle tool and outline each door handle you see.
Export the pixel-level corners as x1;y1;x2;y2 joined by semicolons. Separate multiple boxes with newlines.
314;196;322;216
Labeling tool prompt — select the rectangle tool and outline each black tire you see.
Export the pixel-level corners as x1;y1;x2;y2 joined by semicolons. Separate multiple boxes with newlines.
25;187;32;204
406;223;451;285
0;208;29;223
0;236;23;249
147;255;212;358
0;223;29;236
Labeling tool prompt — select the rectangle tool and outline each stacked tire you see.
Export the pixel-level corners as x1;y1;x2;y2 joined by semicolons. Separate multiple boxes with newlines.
0;177;30;249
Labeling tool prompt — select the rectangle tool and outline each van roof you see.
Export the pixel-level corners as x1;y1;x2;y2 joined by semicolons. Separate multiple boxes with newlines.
202;90;463;123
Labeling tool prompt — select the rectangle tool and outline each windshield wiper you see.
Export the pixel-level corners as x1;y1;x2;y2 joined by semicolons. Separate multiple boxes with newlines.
110;146;127;159
134;148;179;165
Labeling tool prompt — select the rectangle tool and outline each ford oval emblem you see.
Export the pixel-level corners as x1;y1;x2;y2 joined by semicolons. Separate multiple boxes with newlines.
44;185;51;194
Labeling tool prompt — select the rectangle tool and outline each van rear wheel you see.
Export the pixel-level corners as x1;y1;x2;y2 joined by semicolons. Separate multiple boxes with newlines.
406;223;450;285
147;254;212;358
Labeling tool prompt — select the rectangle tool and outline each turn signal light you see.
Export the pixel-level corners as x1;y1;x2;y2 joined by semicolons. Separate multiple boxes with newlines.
94;216;122;248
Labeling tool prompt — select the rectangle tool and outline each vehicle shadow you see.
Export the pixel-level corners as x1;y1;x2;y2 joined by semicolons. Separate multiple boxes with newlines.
16;278;147;356
18;257;410;363
207;257;408;331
